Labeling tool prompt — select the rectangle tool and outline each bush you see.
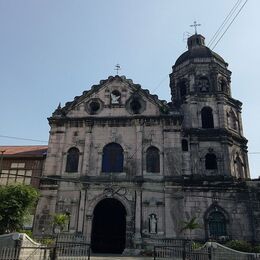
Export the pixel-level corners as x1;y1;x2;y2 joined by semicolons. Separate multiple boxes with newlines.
252;245;260;253
225;240;253;253
40;237;55;246
192;241;204;249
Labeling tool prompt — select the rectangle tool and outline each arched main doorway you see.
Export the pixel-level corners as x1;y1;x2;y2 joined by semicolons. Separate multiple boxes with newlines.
91;198;126;253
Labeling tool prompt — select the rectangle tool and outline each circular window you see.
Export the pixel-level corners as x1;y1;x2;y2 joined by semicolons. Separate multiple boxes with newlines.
126;95;146;115
89;101;100;112
86;98;103;114
130;99;141;114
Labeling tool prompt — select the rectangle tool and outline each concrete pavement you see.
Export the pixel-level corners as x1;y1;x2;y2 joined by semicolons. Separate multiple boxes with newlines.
90;255;153;260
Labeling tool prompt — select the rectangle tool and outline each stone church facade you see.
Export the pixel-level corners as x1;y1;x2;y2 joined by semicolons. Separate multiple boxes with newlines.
34;33;260;253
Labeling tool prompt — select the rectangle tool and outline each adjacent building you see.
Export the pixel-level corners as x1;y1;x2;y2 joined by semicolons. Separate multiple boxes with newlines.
0;146;47;188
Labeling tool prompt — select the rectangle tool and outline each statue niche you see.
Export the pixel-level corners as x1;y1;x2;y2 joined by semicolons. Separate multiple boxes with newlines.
197;76;210;92
149;214;157;234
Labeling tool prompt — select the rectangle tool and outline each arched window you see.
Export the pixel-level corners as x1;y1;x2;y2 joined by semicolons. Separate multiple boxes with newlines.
102;143;124;172
208;211;227;238
219;78;227;92
228;110;238;131
201;107;214;128
178;80;188;100
146;146;160;173
205;153;217;170
182;139;189;152
66;147;79;172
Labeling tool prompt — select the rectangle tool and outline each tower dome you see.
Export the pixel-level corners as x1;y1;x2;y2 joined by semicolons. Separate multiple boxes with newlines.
174;34;227;67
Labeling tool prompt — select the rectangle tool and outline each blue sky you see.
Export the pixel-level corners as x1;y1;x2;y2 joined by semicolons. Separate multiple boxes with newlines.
0;0;259;178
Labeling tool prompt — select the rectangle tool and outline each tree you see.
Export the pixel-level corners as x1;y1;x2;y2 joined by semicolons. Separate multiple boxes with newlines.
180;217;201;240
0;184;39;234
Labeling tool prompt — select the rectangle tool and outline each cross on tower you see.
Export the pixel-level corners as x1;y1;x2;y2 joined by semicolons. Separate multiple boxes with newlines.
190;21;201;34
114;64;121;75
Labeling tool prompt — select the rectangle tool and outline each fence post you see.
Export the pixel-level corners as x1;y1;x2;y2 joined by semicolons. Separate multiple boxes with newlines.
182;240;186;260
153;246;156;260
50;246;57;260
208;243;212;260
88;244;91;260
43;248;47;260
51;235;58;260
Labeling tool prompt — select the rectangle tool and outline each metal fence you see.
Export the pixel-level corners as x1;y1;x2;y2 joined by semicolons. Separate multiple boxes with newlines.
208;242;260;260
154;241;260;260
0;233;90;260
0;247;20;260
54;233;90;260
0;246;50;260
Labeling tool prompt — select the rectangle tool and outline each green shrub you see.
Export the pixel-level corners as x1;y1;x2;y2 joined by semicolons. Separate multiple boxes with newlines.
252;245;260;253
192;241;204;249
38;237;55;246
225;240;253;253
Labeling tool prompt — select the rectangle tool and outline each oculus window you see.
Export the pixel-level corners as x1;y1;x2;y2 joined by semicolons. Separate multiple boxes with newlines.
126;95;146;115
86;98;103;115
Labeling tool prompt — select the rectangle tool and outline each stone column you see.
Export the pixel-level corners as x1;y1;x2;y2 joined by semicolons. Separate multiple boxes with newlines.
182;152;190;175
135;123;143;176
190;139;199;174
46;129;65;176
77;189;86;233
134;190;142;247
85;214;93;244
125;216;133;248
81;126;92;175
164;187;173;237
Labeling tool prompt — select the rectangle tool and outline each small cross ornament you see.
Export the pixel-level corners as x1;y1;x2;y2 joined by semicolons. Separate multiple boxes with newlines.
114;64;121;75
190;21;201;34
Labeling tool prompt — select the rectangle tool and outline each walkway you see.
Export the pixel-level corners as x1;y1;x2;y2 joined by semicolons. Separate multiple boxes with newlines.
90;255;153;260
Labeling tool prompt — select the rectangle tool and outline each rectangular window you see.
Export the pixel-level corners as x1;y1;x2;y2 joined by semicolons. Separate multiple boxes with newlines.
11;163;18;168
1;163;33;185
0;170;8;185
11;162;25;168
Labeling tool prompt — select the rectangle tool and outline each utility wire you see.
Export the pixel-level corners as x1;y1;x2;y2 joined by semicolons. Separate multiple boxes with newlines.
211;0;248;50
0;134;260;155
151;74;169;93
208;0;243;48
0;135;48;143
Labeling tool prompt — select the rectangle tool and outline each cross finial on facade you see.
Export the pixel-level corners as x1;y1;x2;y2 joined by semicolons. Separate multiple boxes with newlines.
190;21;201;34
114;64;121;75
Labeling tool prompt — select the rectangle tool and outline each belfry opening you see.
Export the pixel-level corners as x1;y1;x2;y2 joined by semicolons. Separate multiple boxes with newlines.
91;198;127;253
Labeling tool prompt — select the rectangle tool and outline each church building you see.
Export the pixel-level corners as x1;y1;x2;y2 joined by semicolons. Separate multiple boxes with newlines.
34;33;259;253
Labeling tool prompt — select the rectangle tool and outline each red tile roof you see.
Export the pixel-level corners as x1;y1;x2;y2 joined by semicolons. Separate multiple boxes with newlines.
0;146;48;157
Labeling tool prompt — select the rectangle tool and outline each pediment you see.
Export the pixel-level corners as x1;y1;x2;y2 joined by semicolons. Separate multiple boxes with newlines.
52;76;169;119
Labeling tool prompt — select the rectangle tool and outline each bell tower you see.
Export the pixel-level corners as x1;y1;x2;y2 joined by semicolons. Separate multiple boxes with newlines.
170;33;249;178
